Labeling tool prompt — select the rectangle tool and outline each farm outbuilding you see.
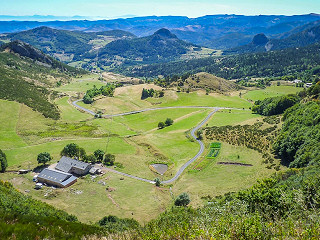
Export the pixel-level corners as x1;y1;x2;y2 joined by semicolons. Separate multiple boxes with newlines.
37;168;77;188
55;156;92;175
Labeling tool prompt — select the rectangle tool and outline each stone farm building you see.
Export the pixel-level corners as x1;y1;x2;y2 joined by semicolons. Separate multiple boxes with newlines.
37;168;77;188
55;156;92;175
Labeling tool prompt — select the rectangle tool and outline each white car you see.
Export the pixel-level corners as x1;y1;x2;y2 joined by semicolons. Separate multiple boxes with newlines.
34;183;43;189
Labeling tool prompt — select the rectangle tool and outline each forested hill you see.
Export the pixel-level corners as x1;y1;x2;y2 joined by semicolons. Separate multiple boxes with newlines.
0;26;136;61
95;28;200;65
116;42;320;81
0;41;86;119
225;21;320;55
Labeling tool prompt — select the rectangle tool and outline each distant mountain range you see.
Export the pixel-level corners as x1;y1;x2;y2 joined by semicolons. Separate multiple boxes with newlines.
1;14;320;50
224;20;320;54
0;26;136;62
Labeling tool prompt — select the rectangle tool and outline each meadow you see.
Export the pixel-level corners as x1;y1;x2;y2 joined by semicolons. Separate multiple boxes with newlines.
0;76;290;223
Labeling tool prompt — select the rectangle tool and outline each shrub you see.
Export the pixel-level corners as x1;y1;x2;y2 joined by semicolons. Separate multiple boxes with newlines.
37;152;52;165
175;193;191;206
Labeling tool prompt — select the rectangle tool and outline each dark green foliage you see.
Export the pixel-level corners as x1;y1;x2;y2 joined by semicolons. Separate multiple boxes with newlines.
165;118;174;126
158;122;165;129
154;178;161;187
85;154;97;164
0;149;7;173
83;83;120;104
196;129;203;140
104;154;115;166
274;101;320;167
118;42;320;81
174;193;191;206
141;88;154;99
98;215;140;233
252;94;301;116
60;143;80;158
79;147;87;161
37;152;52;165
94;149;105;162
83;94;93;104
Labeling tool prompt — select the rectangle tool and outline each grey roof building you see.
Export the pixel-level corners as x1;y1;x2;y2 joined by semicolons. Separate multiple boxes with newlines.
55;156;92;175
37;168;77;188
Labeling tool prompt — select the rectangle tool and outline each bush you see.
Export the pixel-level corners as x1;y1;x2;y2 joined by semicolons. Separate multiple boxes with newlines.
175;193;191;206
0;149;8;172
155;178;161;187
104;154;115;166
165;118;174;126
94;149;105;162
158;122;165;129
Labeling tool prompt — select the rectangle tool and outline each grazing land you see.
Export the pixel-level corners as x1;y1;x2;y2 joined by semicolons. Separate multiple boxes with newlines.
0;75;287;223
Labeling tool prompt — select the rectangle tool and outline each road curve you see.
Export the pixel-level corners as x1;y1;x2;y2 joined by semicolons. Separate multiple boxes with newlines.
71;99;230;184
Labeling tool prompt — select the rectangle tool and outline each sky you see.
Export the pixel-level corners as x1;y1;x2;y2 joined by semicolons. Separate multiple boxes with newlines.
0;0;319;18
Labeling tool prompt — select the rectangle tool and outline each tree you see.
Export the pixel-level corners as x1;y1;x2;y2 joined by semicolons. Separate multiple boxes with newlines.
104;154;115;166
0;149;8;173
154;178;161;187
165;118;174;126
158;122;165;129
37;152;52;165
83;94;93;104
86;154;97;164
196;130;203;140
61;143;80;158
141;88;149;100
79;148;87;160
174;193;191;206
94;149;105;162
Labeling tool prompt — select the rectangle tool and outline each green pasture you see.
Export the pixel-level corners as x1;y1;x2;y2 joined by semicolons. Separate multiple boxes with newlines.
206;109;260;127
243;85;301;101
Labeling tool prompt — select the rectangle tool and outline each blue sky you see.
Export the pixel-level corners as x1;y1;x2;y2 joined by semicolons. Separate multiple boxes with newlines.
0;0;319;18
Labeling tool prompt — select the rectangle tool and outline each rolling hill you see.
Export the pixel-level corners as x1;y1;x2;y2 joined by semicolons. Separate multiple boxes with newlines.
96;28;201;66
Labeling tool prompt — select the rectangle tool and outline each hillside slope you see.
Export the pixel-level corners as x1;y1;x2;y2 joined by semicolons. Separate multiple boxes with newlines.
0;41;85;119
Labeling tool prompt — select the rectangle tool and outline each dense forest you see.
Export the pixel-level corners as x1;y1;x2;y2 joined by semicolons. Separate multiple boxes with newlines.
116;42;320;82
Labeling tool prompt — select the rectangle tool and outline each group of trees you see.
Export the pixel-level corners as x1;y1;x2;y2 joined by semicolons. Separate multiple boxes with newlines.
252;94;301;116
141;88;164;100
83;83;122;104
36;143;116;166
274;101;320;167
158;118;174;129
60;143;116;165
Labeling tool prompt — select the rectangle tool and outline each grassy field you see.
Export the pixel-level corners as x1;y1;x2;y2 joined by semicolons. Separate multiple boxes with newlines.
0;73;285;224
243;85;301;101
173;142;277;207
206;109;261;127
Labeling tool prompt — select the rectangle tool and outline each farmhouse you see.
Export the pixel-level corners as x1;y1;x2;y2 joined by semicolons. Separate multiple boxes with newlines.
37;168;77;188
55;156;92;175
